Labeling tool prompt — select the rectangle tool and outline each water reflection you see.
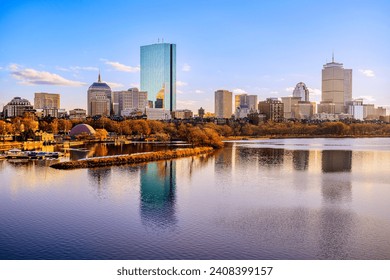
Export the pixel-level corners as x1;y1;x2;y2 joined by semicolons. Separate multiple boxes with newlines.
318;208;355;259
321;176;352;203
88;168;112;196
140;161;176;229
321;150;352;172
215;146;233;169
320;150;353;203
257;148;284;166
292;150;309;171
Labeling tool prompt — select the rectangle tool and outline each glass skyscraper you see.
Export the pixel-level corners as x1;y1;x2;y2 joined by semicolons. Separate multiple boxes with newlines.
140;43;176;111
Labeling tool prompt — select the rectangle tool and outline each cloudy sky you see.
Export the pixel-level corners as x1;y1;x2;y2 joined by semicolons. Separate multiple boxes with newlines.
1;0;389;113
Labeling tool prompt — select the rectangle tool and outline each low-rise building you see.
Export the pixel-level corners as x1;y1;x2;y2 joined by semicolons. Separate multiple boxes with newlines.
172;109;193;119
69;108;87;120
145;108;171;120
347;99;364;120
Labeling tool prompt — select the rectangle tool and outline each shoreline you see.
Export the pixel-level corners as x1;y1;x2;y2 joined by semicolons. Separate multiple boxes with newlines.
50;147;214;170
222;134;390;141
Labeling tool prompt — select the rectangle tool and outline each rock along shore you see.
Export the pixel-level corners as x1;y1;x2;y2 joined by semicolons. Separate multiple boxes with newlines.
50;147;214;170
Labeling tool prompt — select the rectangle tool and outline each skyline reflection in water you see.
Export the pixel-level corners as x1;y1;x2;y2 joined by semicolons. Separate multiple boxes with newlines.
140;161;177;229
0;138;390;259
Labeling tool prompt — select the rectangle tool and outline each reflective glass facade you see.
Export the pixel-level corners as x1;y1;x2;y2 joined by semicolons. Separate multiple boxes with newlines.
140;43;176;111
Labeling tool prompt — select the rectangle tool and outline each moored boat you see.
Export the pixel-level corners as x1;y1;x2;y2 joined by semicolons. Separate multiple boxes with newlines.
6;148;29;159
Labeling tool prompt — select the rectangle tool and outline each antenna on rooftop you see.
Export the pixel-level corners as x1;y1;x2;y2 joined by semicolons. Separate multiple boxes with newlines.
332;50;334;63
158;38;160;43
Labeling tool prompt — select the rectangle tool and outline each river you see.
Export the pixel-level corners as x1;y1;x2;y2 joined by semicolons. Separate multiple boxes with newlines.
0;138;389;259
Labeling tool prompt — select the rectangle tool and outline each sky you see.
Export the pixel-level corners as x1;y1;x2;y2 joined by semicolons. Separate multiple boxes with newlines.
0;0;389;113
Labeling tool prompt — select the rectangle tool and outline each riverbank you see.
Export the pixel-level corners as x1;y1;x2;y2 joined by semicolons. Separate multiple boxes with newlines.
50;147;214;170
222;134;390;141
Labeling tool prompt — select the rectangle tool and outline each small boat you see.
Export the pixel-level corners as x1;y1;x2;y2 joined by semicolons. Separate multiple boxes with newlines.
26;151;46;159
6;148;29;159
45;152;62;158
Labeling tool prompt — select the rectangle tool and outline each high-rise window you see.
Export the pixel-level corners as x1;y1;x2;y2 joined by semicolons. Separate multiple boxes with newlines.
140;43;176;111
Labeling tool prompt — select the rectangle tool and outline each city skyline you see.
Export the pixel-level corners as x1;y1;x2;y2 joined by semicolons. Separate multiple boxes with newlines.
1;0;389;113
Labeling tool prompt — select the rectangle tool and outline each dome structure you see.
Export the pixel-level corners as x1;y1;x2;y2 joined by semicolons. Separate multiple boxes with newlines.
69;124;96;137
3;96;34;117
88;73;111;91
8;97;32;106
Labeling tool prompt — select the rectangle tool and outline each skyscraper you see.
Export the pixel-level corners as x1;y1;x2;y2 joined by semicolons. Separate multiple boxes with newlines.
320;55;352;114
292;82;309;102
215;90;233;118
87;73;112;116
140;43;176;111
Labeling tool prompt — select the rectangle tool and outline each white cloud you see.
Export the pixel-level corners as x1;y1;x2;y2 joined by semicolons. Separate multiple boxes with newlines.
269;91;279;95
357;95;376;102
308;87;321;96
177;89;183;94
359;69;375;77
130;83;140;89
10;64;86;86
106;82;124;89
233;88;247;94
9;63;20;71
182;63;191;72
176;80;188;87
285;87;295;92
195;89;204;94
103;59;140;73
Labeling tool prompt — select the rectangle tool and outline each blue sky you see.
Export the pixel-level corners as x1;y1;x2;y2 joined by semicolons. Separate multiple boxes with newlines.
1;0;389;113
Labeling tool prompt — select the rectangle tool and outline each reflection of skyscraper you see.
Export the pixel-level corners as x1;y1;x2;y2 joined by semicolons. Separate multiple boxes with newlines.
140;161;176;228
257;148;284;166
140;43;176;111
321;150;352;203
87;167;112;197
318;208;354;259
292;150;309;170
321;150;352;173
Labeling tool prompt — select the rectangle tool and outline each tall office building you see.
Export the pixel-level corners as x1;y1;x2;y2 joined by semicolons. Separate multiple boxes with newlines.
87;73;112;116
140;43;176;111
292;82;309;102
215;90;233;118
113;88;148;116
320;55;352;114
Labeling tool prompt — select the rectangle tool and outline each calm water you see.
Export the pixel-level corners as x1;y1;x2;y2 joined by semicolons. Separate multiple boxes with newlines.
1;138;390;260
